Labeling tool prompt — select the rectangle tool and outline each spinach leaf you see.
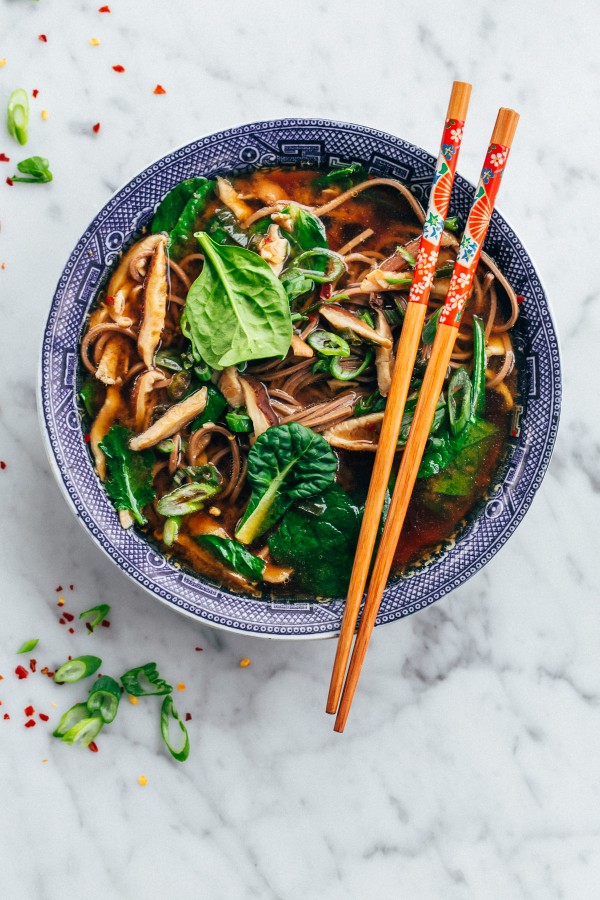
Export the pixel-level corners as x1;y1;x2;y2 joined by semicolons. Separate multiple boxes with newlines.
152;178;215;259
280;269;314;303
99;425;155;525
183;232;292;370
422;307;442;345
207;207;249;246
12;155;52;183
268;484;362;598
280;204;327;255
235;422;338;545
195;535;266;582
79;379;105;418
313;163;366;189
190;385;227;431
418;417;497;481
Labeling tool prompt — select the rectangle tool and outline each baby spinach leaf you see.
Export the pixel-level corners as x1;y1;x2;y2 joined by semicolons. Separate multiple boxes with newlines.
418;417;497;482
190;385;227;431
235;423;338;545
280;204;327;255
207;207;249;247
268;484;362;598
183;232;292;370
313;162;366;188
152;178;215;259
99;425;155;525
195;535;266;582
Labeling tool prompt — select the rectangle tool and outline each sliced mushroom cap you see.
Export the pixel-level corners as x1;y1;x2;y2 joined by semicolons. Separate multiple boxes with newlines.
216;177;253;222
258;224;289;276
107;288;134;329
322;412;385;451
219;365;245;408
290;334;314;358
320;304;392;348
133;368;164;432
107;232;163;298
129;387;208;451
90;385;123;480
374;310;394;397
174;533;259;595
240;375;278;438
95;334;131;386
137;236;168;369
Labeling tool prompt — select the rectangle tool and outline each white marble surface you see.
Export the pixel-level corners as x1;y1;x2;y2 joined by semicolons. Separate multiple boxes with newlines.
0;1;598;897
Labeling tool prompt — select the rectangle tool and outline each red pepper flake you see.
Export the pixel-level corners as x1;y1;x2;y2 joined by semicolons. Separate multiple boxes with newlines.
105;295;114;305
195;647;203;652
0;675;3;680
68;656;72;660
38;34;48;43
39;713;49;722
59;618;66;625
88;741;99;752
29;659;37;672
185;712;192;721
101;620;110;628
25;719;36;728
153;84;166;95
516;295;525;305
320;283;333;301
63;612;74;622
32;89;39;98
24;705;34;717
511;429;518;437
69;584;74;590
0;461;6;470
6;177;13;187
98;4;111;11
3;714;9;720
56;585;63;592
112;64;125;73
0;154;9;163
84;434;91;444
15;666;28;680
68;627;75;634
41;667;49;675
92;122;101;134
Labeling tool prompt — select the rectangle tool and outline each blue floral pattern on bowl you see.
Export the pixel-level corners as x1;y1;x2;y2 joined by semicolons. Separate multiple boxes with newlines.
39;118;561;639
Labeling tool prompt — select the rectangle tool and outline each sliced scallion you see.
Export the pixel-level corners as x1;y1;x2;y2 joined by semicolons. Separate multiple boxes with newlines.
163;516;181;547
79;603;111;633
61;716;103;748
7;88;29;145
396;245;417;267
307;329;350;358
17;638;39;654
87;675;121;724
120;662;173;696
54;655;102;683
160;696;190;762
52;703;89;737
290;248;346;283
330;348;374;381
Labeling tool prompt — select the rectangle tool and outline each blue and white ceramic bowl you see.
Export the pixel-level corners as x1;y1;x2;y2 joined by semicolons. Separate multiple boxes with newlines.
40;118;561;639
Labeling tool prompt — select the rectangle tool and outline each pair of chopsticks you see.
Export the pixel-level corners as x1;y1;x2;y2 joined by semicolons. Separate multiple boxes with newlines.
327;82;519;732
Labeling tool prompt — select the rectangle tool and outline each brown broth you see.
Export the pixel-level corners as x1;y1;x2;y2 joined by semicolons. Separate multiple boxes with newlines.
82;165;519;599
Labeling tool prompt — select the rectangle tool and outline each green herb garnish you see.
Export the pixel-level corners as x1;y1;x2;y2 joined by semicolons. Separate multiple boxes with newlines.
11;155;52;183
17;638;39;654
7;88;29;145
54;655;102;683
160;696;190;762
99;425;155;526
196;534;266;582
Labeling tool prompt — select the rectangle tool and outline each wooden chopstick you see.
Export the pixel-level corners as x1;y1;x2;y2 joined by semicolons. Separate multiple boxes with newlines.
326;81;472;715
333;107;520;732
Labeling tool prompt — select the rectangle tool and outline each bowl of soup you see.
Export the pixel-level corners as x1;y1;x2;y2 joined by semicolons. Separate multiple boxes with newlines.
40;118;561;637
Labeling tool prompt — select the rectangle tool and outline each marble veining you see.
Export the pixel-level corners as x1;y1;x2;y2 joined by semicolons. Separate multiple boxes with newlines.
0;1;599;898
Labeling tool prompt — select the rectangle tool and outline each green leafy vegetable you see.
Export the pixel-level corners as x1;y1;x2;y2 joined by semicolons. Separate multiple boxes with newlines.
447;367;472;436
79;603;111;633
17;638;39;654
7;88;29;145
87;675;121;724
225;410;253;433
80;379;105;417
11;155;52;183
354;390;387;417
422;307;442;345
99;425;155;526
419;417;497;480
279;204;327;254
235;423;338;545
196;535;266;582
160;696;190;762
444;216;461;233
268;484;362;597
425;419;498;496
313;163;365;188
157;478;221;517
54;656;102;683
207;207;249;247
183;232;292;370
280;269;314;303
191;385;227;431
120;662;173;696
151;177;215;258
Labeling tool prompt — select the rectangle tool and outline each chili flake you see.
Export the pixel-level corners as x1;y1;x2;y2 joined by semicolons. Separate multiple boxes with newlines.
195;647;203;652
101;620;110;628
25;719;36;728
24;705;34;716
3;714;9;720
63;612;74;622
56;586;63;592
176;683;186;691
41;109;49;121
29;659;37;672
57;596;65;606
0;154;10;163
239;658;251;668
6;177;14;186
32;89;39;98
59;618;66;625
185;712;192;721
112;65;125;73
42;759;48;763
69;585;74;591
89;37;100;46
39;713;49;722
0;59;6;68
153;84;166;95
15;666;28;679
1;264;5;270
88;741;99;753
38;34;48;43
92;122;101;134
128;695;138;705
68;627;75;634
0;461;6;469
99;4;111;11
84;434;91;444
138;775;148;786
516;294;525;305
